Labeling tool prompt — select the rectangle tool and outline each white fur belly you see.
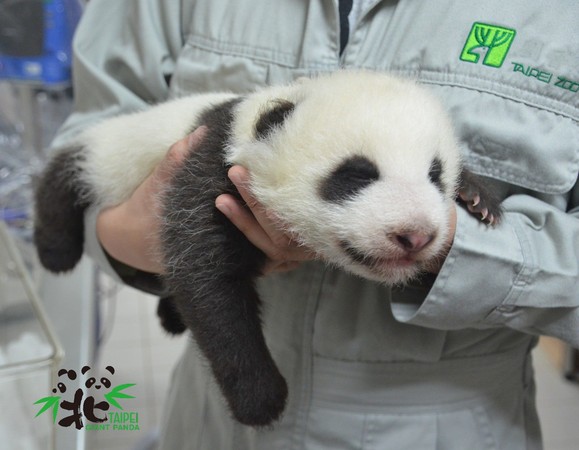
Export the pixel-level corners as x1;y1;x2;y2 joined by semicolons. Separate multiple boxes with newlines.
77;93;237;206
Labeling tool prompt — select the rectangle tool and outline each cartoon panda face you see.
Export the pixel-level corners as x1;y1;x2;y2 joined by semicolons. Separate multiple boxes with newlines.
83;365;114;390
228;71;461;284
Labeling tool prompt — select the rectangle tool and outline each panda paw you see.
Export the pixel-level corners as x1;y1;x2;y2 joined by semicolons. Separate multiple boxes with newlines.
457;169;503;227
156;297;187;335
226;366;288;427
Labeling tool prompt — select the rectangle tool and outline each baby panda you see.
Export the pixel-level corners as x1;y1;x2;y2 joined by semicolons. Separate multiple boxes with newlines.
34;71;502;427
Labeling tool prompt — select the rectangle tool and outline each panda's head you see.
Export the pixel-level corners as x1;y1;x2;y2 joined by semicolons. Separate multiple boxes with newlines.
228;71;461;284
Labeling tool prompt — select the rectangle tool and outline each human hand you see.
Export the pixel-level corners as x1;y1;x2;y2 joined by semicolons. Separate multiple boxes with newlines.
96;127;207;273
215;166;316;275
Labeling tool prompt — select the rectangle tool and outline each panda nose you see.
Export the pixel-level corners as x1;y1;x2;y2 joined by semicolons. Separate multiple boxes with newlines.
394;232;435;253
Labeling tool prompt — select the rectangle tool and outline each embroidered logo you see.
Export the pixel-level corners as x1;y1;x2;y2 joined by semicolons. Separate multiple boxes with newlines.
460;22;516;68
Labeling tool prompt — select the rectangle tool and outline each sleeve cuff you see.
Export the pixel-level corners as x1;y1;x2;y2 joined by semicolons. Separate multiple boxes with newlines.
84;205;167;296
391;206;527;330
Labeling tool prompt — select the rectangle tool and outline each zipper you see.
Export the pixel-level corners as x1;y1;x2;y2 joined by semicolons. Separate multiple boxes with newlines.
339;0;383;68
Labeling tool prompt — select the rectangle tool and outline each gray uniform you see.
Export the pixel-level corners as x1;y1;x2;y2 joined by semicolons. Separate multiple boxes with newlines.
53;0;579;448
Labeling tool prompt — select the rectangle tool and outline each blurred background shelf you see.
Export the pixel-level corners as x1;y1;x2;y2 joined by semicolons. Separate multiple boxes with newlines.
0;221;63;450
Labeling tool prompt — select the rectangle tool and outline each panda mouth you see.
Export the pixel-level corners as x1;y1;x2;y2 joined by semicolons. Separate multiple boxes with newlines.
339;241;416;269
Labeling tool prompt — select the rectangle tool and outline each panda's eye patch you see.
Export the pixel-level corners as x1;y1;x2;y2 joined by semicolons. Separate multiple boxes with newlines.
320;155;380;203
428;157;445;192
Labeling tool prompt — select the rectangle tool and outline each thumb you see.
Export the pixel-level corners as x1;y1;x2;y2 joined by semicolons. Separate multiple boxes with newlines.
155;126;207;184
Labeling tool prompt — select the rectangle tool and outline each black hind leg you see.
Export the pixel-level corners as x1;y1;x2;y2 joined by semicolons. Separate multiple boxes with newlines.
34;146;91;272
157;296;187;335
457;168;503;226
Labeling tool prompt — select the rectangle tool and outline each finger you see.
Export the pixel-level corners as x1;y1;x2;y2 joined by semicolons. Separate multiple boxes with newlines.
156;126;207;184
187;125;208;150
216;192;315;263
227;166;287;242
215;193;277;256
227;165;317;261
227;165;256;207
226;166;303;255
262;260;303;275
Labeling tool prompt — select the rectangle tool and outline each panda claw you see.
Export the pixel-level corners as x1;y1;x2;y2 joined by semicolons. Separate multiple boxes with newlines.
471;195;480;207
480;208;489;221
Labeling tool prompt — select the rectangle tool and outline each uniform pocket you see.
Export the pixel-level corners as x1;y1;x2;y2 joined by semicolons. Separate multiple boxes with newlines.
304;404;508;450
172;0;339;95
172;39;270;94
435;85;579;195
358;0;579;195
304;349;530;449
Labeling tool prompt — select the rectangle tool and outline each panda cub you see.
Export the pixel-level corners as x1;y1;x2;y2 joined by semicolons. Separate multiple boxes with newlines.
34;71;502;427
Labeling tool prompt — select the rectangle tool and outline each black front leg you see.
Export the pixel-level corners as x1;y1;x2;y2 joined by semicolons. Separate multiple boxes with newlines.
160;103;288;426
163;204;288;426
179;273;288;426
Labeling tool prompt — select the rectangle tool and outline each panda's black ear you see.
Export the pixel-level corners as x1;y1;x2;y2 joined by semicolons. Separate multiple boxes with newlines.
254;99;295;140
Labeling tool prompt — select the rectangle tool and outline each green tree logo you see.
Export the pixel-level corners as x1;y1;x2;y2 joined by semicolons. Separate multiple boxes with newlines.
460;22;516;68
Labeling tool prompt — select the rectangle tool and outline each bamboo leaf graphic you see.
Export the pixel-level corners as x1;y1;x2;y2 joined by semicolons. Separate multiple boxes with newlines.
104;383;136;410
34;396;61;423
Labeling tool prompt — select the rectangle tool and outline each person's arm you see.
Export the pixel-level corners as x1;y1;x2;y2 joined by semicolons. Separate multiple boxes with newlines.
48;0;187;286
390;181;579;348
96;131;205;274
220;167;579;348
52;0;186;148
